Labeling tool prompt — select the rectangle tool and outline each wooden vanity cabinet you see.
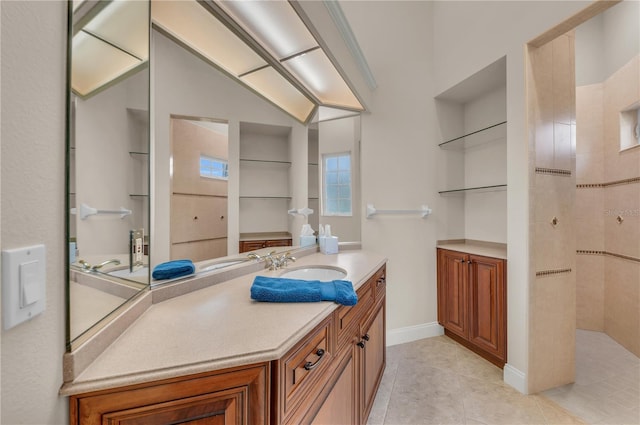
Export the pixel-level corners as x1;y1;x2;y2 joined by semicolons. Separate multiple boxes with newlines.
70;264;387;425
274;264;386;425
437;248;506;367
239;238;292;253
69;363;269;425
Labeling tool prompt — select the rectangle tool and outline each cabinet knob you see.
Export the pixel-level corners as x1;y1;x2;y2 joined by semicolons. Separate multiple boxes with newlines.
357;341;366;348
193;216;198;220
220;215;225;220
376;277;386;286
467;260;472;264
362;334;370;341
303;348;326;371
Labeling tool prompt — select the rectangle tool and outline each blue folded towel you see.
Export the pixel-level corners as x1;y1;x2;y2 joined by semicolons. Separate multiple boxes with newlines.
250;276;357;306
152;259;195;280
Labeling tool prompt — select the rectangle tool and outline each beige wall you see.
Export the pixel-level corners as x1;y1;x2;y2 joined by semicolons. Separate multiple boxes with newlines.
1;1;69;423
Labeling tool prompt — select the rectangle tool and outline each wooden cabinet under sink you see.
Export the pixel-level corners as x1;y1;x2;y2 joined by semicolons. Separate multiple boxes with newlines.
69;264;387;425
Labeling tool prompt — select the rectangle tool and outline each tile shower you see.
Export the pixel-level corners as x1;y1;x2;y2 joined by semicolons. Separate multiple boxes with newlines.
575;54;640;358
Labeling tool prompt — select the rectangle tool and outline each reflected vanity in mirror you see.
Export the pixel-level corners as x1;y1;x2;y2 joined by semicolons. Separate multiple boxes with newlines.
66;0;363;352
67;0;151;348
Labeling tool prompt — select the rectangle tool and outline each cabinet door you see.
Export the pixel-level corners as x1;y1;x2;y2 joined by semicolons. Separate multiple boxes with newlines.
359;301;385;424
437;249;469;339
468;255;506;363
70;364;268;425
310;346;357;425
101;389;241;425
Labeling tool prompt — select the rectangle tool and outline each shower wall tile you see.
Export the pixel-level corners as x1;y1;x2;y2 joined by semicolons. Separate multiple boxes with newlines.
575;188;604;250
604;184;640;259
530;42;554;128
576;254;604;331
551;34;575;126
529;273;576;393
527;31;576;394
576;85;604;154
576;84;604;184
604;55;640;182
604;256;640;357
535;121;555;169
554;123;573;170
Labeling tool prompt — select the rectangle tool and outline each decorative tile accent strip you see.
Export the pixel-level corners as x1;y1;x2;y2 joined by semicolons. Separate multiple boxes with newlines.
536;268;572;277
577;176;639;189
535;167;572;176
603;176;640;187
577;250;640;263
576;183;604;189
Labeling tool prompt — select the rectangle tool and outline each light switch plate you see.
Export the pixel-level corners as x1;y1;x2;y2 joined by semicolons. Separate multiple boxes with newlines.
2;244;46;330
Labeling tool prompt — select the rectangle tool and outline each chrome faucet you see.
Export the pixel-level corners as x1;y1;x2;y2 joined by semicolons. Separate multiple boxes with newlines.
247;251;296;270
90;259;121;272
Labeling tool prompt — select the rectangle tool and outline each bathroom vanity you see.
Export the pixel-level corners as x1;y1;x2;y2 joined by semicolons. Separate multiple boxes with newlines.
63;251;386;425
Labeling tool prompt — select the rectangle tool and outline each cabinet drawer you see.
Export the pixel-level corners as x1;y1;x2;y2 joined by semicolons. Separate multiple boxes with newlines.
373;265;386;300
281;317;333;418
335;276;374;349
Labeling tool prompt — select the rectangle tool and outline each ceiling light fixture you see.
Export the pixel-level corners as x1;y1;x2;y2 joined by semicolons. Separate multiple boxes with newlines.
71;1;149;98
152;0;364;123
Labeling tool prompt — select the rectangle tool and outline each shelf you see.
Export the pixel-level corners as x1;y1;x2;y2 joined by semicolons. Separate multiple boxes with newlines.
129;194;149;198
239;159;291;165
439;121;506;150
438;184;507;196
129;151;149;157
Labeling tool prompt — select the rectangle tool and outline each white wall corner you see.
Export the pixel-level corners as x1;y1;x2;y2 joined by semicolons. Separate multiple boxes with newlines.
386;322;444;347
503;363;528;395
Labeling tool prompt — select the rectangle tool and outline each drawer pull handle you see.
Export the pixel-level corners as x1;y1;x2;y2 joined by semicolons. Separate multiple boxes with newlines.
357;341;366;348
362;333;370;341
304;349;326;371
377;277;386;286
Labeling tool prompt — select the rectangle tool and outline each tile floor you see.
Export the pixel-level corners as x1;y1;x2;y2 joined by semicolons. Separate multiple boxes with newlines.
543;330;640;425
367;330;639;424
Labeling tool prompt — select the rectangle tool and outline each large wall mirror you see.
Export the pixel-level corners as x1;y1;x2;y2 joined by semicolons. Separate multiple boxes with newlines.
67;0;151;348
67;0;362;351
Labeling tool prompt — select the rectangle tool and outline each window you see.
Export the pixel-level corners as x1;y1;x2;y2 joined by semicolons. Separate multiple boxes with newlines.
200;155;228;180
620;102;640;151
323;152;352;216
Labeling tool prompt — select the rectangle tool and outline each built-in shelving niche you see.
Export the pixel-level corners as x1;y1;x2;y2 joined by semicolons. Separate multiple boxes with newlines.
435;56;507;243
238;121;293;238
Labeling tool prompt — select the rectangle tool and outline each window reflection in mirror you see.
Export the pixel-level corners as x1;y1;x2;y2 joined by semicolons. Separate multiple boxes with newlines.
67;0;150;349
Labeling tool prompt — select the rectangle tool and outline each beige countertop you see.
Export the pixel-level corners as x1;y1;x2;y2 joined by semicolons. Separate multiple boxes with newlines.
60;250;386;396
436;240;507;260
239;231;292;241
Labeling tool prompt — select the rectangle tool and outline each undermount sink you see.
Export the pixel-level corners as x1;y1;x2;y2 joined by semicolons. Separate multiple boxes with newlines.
279;266;347;281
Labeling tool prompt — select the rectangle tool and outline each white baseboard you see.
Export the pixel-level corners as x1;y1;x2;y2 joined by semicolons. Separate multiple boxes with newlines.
503;363;528;394
386;322;444;346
